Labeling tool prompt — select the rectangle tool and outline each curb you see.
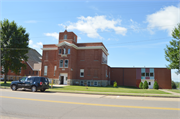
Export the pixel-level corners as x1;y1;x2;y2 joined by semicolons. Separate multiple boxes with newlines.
1;86;179;98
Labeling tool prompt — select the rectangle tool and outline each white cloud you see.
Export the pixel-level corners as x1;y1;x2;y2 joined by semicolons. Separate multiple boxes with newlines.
25;20;38;23
146;6;180;35
29;40;33;45
29;40;43;54
44;32;59;39
130;19;140;32
171;70;180;82
59;16;127;39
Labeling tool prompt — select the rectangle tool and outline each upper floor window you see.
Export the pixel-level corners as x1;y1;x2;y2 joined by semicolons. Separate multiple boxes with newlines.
64;35;67;39
64;60;69;68
59;49;61;54
68;49;70;54
74;36;76;42
59;60;63;67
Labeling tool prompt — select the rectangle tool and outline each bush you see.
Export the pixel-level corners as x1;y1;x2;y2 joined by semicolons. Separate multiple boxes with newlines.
143;81;148;89
172;81;177;89
113;81;117;88
153;81;159;89
139;82;143;89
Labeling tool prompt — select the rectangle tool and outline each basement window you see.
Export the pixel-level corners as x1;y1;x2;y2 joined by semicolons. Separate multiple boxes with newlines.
94;81;98;86
80;81;84;86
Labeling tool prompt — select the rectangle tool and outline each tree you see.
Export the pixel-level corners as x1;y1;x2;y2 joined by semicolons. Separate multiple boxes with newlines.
143;81;148;89
153;81;159;89
0;19;29;83
139;82;143;89
165;23;180;74
171;81;177;89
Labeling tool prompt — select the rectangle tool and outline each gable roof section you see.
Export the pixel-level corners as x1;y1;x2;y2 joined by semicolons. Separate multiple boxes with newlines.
26;49;42;71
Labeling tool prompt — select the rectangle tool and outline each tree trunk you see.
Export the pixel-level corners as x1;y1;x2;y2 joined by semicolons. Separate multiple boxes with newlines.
4;73;7;84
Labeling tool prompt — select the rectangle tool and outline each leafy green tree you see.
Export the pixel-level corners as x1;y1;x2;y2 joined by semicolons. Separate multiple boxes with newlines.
165;23;180;74
0;19;29;83
171;81;177;89
139;82;143;89
153;81;159;89
113;81;117;88
143;81;148;89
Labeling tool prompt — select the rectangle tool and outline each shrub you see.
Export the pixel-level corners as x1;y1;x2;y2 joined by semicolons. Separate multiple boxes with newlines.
143;81;148;89
139;82;143;89
172;81;177;89
153;81;159;89
113;81;117;88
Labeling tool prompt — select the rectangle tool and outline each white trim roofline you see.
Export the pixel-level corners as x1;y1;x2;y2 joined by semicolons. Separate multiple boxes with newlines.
42;41;109;56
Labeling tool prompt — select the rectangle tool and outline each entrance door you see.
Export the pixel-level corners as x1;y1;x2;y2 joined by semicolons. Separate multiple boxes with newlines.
59;73;68;85
60;76;64;84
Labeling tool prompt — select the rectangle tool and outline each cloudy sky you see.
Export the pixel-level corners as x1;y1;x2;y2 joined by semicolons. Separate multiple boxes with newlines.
1;0;180;82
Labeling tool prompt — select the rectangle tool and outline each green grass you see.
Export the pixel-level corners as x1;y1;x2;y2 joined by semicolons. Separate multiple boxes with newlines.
48;85;170;94
0;81;11;87
169;89;180;94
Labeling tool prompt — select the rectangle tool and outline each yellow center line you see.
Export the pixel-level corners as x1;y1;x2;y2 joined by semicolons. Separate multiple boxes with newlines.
1;96;179;111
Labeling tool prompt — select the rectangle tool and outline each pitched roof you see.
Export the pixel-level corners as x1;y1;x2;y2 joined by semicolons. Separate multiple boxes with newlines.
26;49;42;71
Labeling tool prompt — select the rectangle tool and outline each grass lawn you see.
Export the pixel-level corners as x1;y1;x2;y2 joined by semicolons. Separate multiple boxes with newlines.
48;85;170;94
0;81;11;87
169;89;180;94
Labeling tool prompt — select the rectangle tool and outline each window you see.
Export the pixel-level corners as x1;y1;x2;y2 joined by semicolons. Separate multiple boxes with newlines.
141;73;145;76
36;71;38;75
45;52;48;60
20;77;26;82
44;66;47;76
80;69;84;77
150;73;154;77
64;60;68;68
94;81;98;86
29;71;31;75
59;60;63;67
33;71;34;75
146;73;149;77
149;82;151;85
74;36;76;42
59;49;61;54
27;78;33;83
68;49;70;54
64;34;67;39
54;66;57;76
62;48;66;54
87;81;91;86
80;81;84;86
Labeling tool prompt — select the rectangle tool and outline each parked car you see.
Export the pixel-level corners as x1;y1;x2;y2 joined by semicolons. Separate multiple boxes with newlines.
10;76;49;92
0;78;4;81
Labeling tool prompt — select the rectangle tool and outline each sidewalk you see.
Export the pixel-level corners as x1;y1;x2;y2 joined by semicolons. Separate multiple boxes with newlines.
160;89;180;96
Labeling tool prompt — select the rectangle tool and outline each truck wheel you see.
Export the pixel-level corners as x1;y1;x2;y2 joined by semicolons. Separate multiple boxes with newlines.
31;86;37;92
11;85;17;91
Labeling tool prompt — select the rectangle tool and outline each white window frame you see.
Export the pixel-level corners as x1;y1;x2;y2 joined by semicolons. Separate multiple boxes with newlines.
146;72;149;77
59;49;61;54
54;66;57;76
87;81;91;86
44;66;48;76
64;59;69;68
59;60;63;68
74;36;76;42
94;81;98;86
68;49;70;54
80;69;84;77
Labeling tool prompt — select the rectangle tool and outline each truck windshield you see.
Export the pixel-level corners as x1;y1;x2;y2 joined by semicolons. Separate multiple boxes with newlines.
20;77;26;82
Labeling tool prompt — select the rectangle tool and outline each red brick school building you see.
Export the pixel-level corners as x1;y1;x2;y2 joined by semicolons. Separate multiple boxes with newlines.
2;30;171;89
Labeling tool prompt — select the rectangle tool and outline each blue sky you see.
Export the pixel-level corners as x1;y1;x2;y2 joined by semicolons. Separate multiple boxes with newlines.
1;0;180;82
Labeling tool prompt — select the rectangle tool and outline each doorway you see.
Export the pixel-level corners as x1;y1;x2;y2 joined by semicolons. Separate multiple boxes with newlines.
60;76;64;84
59;73;68;85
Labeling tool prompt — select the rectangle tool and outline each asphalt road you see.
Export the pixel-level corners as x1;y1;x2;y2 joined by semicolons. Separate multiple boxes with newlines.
0;89;180;119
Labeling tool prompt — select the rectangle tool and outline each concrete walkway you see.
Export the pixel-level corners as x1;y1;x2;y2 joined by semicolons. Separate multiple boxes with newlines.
160;89;180;96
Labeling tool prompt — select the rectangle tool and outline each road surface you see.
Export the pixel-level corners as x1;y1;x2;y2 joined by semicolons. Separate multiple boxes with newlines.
0;89;180;119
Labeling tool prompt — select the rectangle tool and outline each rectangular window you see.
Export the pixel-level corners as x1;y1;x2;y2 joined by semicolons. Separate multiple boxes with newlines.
33;71;34;75
59;49;61;54
94;81;98;86
44;66;47;76
74;36;76;42
141;68;145;73
36;71;38;75
146;73;149;77
87;81;91;86
54;66;57;76
150;73;154;77
59;60;63;67
64;35;67;39
80;81;84;86
141;73;145;76
68;49;70;54
45;52;48;60
80;69;84;77
64;60;68;68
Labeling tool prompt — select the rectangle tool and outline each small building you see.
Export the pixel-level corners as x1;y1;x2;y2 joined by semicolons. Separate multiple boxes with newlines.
41;30;171;89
